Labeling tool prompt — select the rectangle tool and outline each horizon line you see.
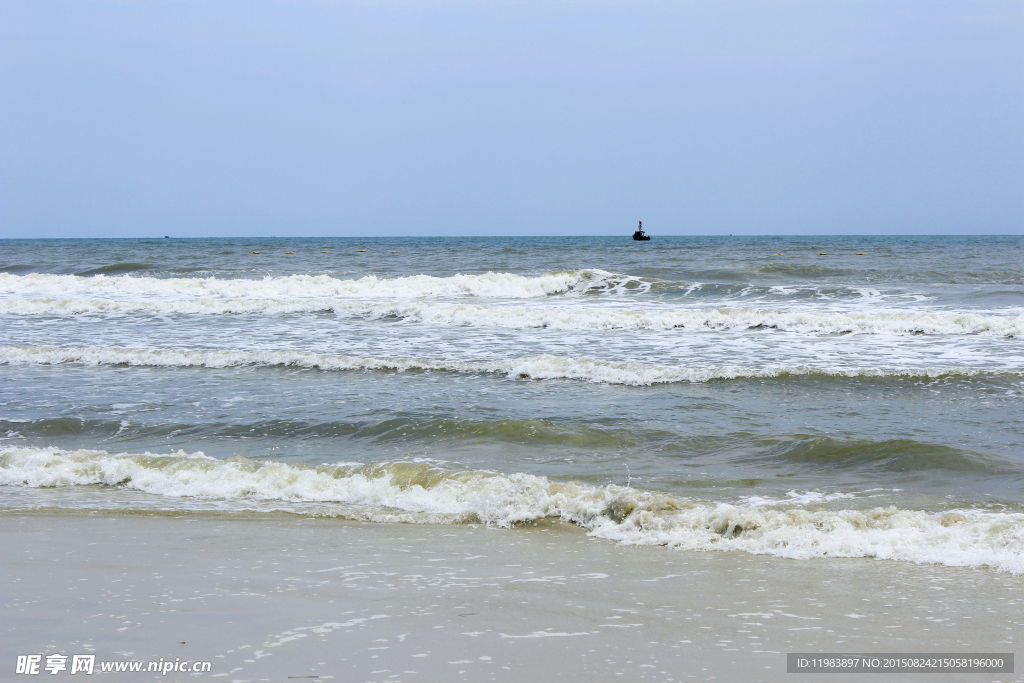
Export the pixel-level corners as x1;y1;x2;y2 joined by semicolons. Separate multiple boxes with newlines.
3;233;1022;241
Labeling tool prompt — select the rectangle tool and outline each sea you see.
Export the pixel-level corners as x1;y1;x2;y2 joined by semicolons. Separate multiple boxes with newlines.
2;235;1022;575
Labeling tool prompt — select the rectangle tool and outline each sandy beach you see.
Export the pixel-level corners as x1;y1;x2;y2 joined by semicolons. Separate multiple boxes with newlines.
3;510;1020;682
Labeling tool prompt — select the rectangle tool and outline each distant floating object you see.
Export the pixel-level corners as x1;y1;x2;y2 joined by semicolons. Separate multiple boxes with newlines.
249;251;260;254
391;251;400;253
164;236;170;239
284;251;295;254
321;251;330;253
632;220;650;241
856;253;866;255
817;252;827;255
356;250;367;253
773;253;784;256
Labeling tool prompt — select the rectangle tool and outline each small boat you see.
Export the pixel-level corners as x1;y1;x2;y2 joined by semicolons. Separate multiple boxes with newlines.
632;221;650;241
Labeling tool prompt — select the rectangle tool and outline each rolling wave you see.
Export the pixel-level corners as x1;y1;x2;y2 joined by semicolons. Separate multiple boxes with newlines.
2;345;1020;385
740;436;1016;473
0;269;635;301
2;418;1013;474
3;297;1021;336
0;416;638;448
3;447;1022;574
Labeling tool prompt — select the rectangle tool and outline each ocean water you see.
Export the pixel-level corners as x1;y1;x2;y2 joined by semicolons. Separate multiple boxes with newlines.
2;235;1023;573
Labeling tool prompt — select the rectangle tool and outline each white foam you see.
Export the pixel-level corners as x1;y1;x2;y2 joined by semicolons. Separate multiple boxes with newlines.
738;490;858;507
2;447;1022;574
3;294;1020;337
0;270;626;301
2;344;1019;385
500;631;592;638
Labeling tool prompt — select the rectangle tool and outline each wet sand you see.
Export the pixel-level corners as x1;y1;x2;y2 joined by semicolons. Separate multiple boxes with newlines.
3;511;1021;682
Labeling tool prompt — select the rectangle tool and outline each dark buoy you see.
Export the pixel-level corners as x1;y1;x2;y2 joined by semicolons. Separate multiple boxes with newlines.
632;220;650;241
164;235;170;239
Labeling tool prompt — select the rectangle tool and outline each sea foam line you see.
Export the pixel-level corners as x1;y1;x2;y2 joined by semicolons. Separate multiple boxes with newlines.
2;448;1022;574
1;345;1019;385
0;270;632;300
2;297;1020;336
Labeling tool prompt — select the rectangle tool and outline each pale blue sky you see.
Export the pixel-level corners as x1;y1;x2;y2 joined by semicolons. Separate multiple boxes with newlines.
1;0;1021;237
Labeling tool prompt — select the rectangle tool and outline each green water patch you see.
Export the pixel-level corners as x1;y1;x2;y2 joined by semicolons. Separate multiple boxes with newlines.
745;435;1016;473
347;416;637;447
6;417;1018;477
1;418;109;437
0;419;212;441
750;262;856;277
647;432;1021;475
184;416;638;447
0;416;639;449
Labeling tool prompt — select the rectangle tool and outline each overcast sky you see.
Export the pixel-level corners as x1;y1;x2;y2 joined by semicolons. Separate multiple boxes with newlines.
1;0;1021;237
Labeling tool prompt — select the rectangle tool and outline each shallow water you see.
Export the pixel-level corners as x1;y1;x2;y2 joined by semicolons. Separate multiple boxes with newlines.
1;236;1022;573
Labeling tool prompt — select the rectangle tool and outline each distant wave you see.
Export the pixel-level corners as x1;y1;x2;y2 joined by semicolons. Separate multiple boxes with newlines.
3;447;1022;574
0;270;638;300
73;263;153;277
2;345;1020;385
3;296;1021;337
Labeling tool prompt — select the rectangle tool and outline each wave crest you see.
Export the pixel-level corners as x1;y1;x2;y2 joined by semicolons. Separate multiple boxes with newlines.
0;269;631;301
2;345;1019;386
3;447;1022;574
3;297;1019;337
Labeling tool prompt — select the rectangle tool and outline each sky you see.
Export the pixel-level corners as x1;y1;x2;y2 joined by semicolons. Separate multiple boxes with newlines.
1;0;1022;238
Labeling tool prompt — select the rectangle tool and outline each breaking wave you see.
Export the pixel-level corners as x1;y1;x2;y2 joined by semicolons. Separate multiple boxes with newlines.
0;270;635;301
2;447;1022;574
3;345;1020;385
3;297;1020;336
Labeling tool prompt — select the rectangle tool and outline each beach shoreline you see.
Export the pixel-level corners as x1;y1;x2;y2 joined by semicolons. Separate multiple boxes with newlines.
3;510;1020;682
